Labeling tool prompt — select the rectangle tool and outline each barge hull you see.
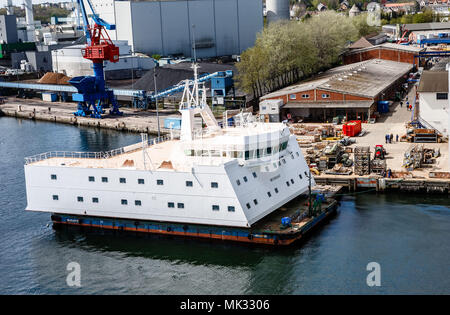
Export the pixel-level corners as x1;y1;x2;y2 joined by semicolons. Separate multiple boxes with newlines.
51;201;337;246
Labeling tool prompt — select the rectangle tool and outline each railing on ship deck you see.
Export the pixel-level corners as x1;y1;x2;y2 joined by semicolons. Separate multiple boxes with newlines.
24;134;172;165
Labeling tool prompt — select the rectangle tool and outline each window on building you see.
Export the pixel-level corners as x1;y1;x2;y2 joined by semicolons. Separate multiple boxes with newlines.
301;94;310;99
157;179;164;185
322;93;330;98
228;206;235;212
92;197;99;203
437;93;448;100
186;181;193;187
212;205;220;211
135;200;142;206
289;94;297;100
119;178;126;184
102;177;108;183
211;182;219;188
168;202;175;208
88;176;95;182
121;199;128;205
52;195;59;201
138;178;145;184
77;196;83;202
177;203;184;209
51;174;57;180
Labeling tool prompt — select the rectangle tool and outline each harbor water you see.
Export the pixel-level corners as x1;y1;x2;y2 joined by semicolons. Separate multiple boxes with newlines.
1;116;450;294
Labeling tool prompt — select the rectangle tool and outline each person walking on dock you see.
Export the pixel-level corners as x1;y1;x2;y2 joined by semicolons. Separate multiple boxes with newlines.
396;134;399;142
385;134;389;144
390;133;393;144
400;101;403;108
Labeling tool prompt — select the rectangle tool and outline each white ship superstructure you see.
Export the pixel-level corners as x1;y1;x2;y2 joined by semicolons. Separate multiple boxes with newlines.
24;64;314;228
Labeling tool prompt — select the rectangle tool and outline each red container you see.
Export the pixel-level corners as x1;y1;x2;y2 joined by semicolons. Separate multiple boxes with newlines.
343;120;361;137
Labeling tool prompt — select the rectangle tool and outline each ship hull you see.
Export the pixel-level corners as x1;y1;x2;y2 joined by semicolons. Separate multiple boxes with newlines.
50;200;337;246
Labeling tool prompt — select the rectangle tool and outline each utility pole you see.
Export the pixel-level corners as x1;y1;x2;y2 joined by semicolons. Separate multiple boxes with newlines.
153;64;160;138
308;170;313;217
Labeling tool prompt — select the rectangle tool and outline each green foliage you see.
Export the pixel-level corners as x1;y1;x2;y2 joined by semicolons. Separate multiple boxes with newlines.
151;54;161;60
236;11;362;97
0;5;71;24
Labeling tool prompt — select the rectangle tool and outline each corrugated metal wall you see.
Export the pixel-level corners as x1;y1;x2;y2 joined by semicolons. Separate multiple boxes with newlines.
114;0;263;58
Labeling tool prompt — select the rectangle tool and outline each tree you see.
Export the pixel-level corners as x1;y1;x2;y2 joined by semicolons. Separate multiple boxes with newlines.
236;11;360;98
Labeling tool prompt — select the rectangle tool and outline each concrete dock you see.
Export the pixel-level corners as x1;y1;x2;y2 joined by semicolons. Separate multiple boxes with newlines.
0;97;179;135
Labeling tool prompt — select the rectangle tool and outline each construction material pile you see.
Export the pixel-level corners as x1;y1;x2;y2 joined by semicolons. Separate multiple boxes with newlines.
403;144;440;170
38;72;71;85
290;123;342;147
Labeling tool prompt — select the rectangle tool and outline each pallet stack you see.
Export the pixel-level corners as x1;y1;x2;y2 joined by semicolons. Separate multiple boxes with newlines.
354;146;371;175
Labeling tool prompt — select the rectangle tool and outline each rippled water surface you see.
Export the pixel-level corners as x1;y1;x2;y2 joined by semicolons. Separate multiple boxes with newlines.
1;117;450;294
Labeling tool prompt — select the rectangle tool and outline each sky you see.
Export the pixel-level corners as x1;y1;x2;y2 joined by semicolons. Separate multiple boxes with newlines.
0;0;69;8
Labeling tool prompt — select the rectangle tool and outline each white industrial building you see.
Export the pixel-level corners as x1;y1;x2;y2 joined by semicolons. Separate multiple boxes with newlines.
417;71;449;137
52;40;155;79
90;0;263;58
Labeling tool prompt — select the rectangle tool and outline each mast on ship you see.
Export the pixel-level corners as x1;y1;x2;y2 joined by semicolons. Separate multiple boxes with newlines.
179;63;219;141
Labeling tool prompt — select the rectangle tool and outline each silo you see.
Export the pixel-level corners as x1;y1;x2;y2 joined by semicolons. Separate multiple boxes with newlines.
266;0;290;24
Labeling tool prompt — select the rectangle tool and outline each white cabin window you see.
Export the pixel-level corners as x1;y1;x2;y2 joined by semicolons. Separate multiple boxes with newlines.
121;199;128;205
52;195;59;201
437;93;448;100
211;182;219;188
267;191;272;197
253;199;258;205
236;179;241;186
246;203;251;209
228;206;235;212
135;200;142;206
157;179;164;185
243;176;248;183
177;203;184;209
102;177;108;183
186;181;193;187
119;178;126;184
168;202;175;208
274;188;279;194
299;174;303;179
92;197;99;203
138;179;145;184
286;181;290;187
51;174;57;180
88;176;95;182
252;172;257;178
291;179;295;184
212;205;220;211
77;196;84;202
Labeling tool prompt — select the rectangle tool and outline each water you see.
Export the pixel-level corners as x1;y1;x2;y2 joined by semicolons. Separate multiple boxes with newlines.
1;116;450;294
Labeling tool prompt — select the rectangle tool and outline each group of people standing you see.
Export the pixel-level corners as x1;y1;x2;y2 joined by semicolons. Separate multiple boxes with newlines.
400;96;413;111
385;133;399;143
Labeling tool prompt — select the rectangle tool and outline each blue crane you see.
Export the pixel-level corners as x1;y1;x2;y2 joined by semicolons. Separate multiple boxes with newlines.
69;0;122;118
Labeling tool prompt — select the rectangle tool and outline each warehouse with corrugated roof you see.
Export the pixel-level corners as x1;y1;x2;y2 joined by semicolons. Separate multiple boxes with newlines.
260;59;413;122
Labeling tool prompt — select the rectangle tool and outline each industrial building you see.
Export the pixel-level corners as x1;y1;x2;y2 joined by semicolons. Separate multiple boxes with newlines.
417;71;449;137
343;42;424;66
51;40;155;79
90;0;263;58
260;59;413;122
266;0;290;24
